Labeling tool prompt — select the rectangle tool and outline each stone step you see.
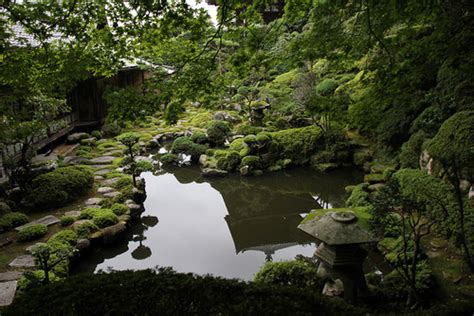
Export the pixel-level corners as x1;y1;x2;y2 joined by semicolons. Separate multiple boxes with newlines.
0;271;23;282
0;281;17;307
8;255;35;268
15;215;60;231
89;156;116;165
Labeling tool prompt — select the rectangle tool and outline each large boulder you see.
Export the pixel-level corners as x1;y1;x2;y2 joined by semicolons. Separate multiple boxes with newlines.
101;222;126;245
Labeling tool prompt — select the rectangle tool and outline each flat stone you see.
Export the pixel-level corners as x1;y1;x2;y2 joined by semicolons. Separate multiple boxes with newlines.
95;169;112;176
26;242;46;253
64;156;89;165
95;176;105;181
97;187;115;194
136;156;154;163
84;198;103;206
89;156;116;165
0;271;23;282
102;177;120;186
64;210;81;218
67;132;89;143
322;279;344;297
103;192;121;198
9;255;35;268
89;164;109;169
15;215;60;231
0;281;17;307
201;168;228;177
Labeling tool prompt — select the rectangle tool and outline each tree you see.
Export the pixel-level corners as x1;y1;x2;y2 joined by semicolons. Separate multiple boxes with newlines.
117;132;140;187
426;111;474;270
31;244;72;285
374;169;453;307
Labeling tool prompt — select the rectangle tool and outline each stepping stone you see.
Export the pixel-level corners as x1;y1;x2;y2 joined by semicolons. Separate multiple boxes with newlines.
64;210;81;218
95;169;112;176
26;242;46;254
84;198;103;206
95;176;105;181
97;187;115;194
0;281;17;307
136;156;154;163
89;156;116;165
64;156;89;165
103;192;121;198
15;215;60;231
0;271;23;282
89;164;109;169
9;255;35;268
102;177;120;186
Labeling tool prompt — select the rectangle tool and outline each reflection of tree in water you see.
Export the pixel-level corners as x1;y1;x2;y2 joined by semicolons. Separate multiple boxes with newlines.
131;215;159;260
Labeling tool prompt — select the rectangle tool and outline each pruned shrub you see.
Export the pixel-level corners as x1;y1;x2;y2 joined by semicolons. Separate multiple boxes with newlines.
254;260;322;288
160;153;179;165
26;166;94;210
75;221;99;239
18;224;48;242
207;120;231;146
216;151;241;171
48;229;78;246
60;216;75;227
111;203;129;216
0;212;29;230
92;209;118;228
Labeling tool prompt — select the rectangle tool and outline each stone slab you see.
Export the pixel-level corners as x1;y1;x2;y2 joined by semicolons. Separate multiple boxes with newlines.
102;177;120;186
97;187;115;194
64;210;81;218
0;272;23;282
15;215;60;231
0;281;17;307
85;198;103;206
9;255;35;268
95;169;112;176
103;192;121;198
89;156;116;165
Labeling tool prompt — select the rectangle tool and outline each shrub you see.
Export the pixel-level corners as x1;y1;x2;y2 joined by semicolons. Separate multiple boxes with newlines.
112;176;133;189
234;123;263;136
17;270;60;292
27;166;94;210
101;121;122;137
272;126;323;164
254;260;322;288
91;130;103;139
75;221;99;239
0;212;29;230
191;132;208;144
240;155;261;171
92;209;118;228
399;131;427;168
190;112;213;128
315;78;338;96
79;207;101;220
160;153;179;165
171;137;207;159
111;203;129;216
346;183;371;207
207;120;231;146
48;230;78;246
216;151;241;171
18;224;48;242
60;216;75;227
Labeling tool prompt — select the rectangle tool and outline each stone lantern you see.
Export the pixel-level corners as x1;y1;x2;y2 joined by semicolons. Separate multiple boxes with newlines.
298;210;377;302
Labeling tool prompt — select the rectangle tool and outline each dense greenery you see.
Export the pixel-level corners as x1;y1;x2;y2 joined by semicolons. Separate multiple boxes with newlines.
5;269;363;315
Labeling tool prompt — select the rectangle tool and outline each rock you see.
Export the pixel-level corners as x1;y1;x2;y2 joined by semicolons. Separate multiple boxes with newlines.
0;201;11;214
97;187;115;194
103;191;121;198
419;150;434;175
230;135;244;142
9;255;35;268
80;137;97;146
240;166;250;176
64;156;89;165
201;168;228;177
191;101;201;108
316;264;329;279
213;111;241;124
15;215;60;231
368;183;385;192
314;163;338;172
0;281;17;307
469;186;474;199
322;279;344;297
147;139;160;149
0;237;12;248
199;154;208;166
426;250;441;258
460;180;471;192
94;169;112;176
67;132;90;144
370;164;387;174
64;210;81;218
0;271;22;282
26;242;46;254
76;238;90;251
132;188;147;204
125;200;142;217
102;177;120;186
101;222;127;245
89;156;116;165
84;198;103;206
94;175;104;181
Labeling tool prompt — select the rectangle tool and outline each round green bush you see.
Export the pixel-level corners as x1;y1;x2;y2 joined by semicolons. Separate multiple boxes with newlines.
216;151;241;171
0;212;29;230
160;153;179;165
26;166;94;210
207;120;231;146
60;216;75;227
75;221;99;239
240;155;261;171
79;208;101;220
315;78;338;96
111;203;129;216
92;209;118;228
48;229;78;246
191;132;208;144
18;224;48;242
17;270;60;292
253;260;322;288
101;121;122;137
171;136;194;154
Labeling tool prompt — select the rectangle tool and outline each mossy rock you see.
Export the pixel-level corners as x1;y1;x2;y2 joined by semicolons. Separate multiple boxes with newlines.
353;150;373;166
313;163;339;172
364;173;385;184
301;207;372;230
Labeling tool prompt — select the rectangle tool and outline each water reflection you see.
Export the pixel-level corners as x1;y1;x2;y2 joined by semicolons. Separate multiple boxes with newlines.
73;166;362;280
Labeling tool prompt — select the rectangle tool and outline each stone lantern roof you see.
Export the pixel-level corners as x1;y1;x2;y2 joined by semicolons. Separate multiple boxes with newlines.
297;209;377;246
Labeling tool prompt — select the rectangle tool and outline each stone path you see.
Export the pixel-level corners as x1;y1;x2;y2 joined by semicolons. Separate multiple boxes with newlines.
0;281;17;307
15;215;60;231
8;255;35;268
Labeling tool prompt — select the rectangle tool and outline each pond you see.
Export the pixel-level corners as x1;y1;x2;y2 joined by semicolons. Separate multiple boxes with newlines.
72;166;363;280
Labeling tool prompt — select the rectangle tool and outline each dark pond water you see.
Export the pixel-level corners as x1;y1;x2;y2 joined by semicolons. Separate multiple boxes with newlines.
73;166;363;280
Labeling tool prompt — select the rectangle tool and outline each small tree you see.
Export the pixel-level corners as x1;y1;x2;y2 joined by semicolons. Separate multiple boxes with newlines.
426;111;474;270
117;132;140;187
31;244;71;285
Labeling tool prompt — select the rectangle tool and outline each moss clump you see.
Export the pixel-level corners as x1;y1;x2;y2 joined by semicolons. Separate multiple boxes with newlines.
0;212;29;230
191;132;208;144
26;166;94;210
18;224;48;242
272;126;323;164
171;137;207;160
301;207;372;230
60;216;75;226
75;221;99;239
234;123;263;136
207;120;231;146
315;78;338;96
111;203;129;216
346;184;371;208
189;112;213;128
160;153;179;165
92;209;118;228
364;173;385;183
48;229;78;246
216;151;241;171
254;260;322;288
240;155;261;171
